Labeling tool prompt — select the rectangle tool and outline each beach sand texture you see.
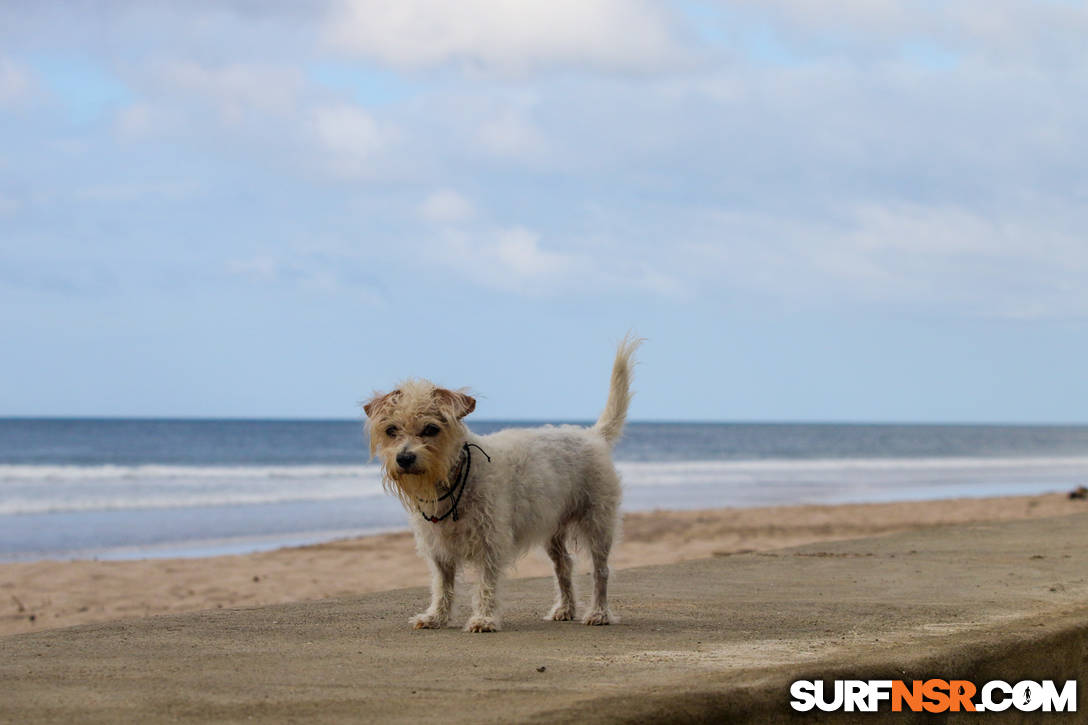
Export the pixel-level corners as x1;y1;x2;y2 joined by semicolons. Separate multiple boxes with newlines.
2;493;1082;637
3;511;1086;724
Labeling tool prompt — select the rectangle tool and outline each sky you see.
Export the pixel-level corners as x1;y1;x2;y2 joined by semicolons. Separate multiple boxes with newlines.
1;0;1087;423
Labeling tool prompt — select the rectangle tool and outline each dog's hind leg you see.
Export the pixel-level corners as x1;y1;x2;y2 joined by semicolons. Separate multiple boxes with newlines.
545;529;576;621
583;539;613;625
579;505;618;626
410;555;456;629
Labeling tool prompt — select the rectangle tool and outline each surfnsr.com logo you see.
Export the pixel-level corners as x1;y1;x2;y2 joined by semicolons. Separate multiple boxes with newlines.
790;679;1077;713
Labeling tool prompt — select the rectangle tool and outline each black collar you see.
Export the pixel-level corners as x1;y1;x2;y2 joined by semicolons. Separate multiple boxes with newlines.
418;442;490;523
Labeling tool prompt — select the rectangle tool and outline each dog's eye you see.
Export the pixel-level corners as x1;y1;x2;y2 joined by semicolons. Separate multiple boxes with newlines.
385;426;398;437
420;424;440;437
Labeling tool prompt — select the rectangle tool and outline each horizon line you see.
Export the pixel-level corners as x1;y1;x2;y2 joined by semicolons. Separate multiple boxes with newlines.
2;416;1087;428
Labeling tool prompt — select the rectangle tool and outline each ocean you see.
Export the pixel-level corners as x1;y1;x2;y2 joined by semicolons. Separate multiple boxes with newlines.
2;419;1087;562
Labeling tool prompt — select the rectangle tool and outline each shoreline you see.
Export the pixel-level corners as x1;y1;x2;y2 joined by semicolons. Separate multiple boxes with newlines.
3;492;1085;638
7;453;1088;561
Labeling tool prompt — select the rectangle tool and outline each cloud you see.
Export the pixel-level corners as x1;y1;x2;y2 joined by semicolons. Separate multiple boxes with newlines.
475;106;550;160
111;62;307;141
226;253;384;304
0;57;32;106
419;189;475;223
73;180;201;203
427;224;685;300
308;103;391;176
492;226;574;278
114;102;163;138
0;193;20;217
724;0;1088;68
107;59;400;181
324;0;687;73
839;202;1088;318
155;61;305;123
679;200;1088;319
434;226;582;294
111;60;308;138
6;0;1087;323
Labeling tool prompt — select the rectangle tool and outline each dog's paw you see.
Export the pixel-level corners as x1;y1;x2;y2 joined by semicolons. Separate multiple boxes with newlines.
582;609;612;626
464;615;499;633
546;603;576;621
410;612;447;629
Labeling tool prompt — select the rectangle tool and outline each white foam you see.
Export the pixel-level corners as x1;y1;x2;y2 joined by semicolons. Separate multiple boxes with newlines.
2;456;1086;516
0;464;386;515
617;456;1088;487
0;464;379;481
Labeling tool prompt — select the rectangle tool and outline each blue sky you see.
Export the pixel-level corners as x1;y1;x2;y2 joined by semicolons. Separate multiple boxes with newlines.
1;1;1087;422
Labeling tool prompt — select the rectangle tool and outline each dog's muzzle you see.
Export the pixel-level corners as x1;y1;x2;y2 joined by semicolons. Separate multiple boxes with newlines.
396;450;417;471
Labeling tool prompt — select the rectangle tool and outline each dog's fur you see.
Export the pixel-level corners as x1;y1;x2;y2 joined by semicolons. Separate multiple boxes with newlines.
363;336;640;632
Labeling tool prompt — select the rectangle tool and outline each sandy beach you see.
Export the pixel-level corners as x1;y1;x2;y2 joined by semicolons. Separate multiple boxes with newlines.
3;492;1083;638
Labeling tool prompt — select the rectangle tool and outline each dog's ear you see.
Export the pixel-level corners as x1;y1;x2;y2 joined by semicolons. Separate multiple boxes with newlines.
363;389;400;418
434;388;476;420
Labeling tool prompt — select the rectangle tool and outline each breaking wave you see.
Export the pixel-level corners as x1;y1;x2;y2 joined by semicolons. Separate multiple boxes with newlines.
3;456;1087;515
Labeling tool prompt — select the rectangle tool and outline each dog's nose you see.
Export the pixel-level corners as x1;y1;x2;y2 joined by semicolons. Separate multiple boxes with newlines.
396;451;417;470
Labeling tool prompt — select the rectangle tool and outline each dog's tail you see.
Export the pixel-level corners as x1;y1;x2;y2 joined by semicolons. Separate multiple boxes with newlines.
593;334;643;447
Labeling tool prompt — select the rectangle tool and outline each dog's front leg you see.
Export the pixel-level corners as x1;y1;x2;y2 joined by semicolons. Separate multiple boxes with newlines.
410;556;456;629
464;559;501;633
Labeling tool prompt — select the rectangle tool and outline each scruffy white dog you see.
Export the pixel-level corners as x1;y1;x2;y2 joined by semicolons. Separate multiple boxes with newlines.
363;337;640;632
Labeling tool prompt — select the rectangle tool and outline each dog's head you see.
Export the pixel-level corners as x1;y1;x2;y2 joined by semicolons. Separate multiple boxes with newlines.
363;379;476;504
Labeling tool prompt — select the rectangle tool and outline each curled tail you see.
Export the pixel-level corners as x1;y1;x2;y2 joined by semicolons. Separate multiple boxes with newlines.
593;334;643;446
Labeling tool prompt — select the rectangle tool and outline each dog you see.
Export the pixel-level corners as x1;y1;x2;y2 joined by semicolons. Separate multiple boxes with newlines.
363;336;640;632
